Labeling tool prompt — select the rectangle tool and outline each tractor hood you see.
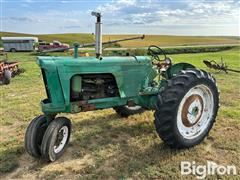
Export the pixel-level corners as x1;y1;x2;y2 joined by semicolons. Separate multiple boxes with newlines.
37;55;157;114
37;56;151;70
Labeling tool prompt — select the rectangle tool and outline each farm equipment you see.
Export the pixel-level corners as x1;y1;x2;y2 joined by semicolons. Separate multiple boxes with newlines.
0;52;24;84
25;12;219;162
203;58;240;74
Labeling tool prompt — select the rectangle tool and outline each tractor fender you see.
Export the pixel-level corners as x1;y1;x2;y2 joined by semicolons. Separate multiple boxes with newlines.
165;62;195;79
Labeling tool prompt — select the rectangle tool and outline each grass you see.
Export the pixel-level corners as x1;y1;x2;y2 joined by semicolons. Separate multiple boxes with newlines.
0;47;240;179
1;31;239;47
104;45;237;56
103;35;240;47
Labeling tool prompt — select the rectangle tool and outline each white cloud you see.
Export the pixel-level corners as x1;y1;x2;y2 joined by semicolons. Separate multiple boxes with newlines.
94;0;240;35
2;9;90;34
118;0;136;6
2;0;239;35
96;0;136;14
96;3;121;14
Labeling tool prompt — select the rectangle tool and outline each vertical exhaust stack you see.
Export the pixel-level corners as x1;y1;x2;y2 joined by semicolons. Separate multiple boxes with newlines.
91;11;102;58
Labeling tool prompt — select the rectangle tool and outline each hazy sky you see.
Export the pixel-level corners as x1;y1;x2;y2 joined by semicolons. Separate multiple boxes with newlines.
1;0;240;35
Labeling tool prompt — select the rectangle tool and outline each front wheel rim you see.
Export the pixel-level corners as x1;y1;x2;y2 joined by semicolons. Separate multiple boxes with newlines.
177;84;214;139
54;126;69;153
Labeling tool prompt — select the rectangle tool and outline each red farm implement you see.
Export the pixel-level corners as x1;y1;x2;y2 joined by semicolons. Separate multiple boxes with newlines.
0;52;24;85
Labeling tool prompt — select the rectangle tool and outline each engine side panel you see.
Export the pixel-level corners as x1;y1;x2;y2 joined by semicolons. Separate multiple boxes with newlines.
55;56;153;102
38;56;158;113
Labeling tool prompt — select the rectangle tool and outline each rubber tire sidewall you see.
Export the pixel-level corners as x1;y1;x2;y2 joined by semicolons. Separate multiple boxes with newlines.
154;69;219;148
41;117;71;162
25;115;48;158
3;70;11;85
173;78;219;147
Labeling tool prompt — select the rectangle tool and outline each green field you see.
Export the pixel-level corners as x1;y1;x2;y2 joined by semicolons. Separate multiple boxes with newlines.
1;31;239;47
103;35;240;47
0;48;240;179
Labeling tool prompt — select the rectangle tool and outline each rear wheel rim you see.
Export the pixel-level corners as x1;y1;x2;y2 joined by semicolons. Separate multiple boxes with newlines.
177;84;214;139
54;126;69;153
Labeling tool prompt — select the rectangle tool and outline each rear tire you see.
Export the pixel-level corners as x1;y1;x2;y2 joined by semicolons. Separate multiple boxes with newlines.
25;115;48;158
41;117;71;162
114;105;145;117
154;69;219;148
3;70;11;85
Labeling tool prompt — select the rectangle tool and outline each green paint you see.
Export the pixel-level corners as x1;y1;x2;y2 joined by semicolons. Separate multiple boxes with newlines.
165;62;195;79
73;42;80;58
37;55;195;115
71;75;82;93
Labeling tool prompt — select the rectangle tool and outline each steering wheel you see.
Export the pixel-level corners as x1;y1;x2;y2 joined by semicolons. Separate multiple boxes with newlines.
147;45;167;61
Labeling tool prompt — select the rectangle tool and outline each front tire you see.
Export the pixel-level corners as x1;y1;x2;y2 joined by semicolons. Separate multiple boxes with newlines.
25;115;48;158
154;69;219;148
41;117;71;162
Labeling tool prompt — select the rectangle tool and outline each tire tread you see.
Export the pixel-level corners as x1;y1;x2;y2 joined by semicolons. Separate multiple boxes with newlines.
154;68;219;148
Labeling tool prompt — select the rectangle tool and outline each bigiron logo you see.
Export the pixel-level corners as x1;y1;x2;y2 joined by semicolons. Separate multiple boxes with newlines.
181;161;237;179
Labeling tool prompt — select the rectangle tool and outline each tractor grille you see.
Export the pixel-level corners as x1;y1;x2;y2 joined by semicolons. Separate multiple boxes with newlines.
41;69;52;102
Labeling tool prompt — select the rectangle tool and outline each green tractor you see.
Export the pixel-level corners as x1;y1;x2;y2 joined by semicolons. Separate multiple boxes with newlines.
25;12;219;162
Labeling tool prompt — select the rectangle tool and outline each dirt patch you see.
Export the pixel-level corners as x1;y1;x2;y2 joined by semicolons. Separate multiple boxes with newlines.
1;152;95;179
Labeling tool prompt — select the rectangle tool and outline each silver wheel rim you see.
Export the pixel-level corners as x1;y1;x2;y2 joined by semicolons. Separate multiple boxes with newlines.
54;126;69;153
177;84;214;139
125;105;142;110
